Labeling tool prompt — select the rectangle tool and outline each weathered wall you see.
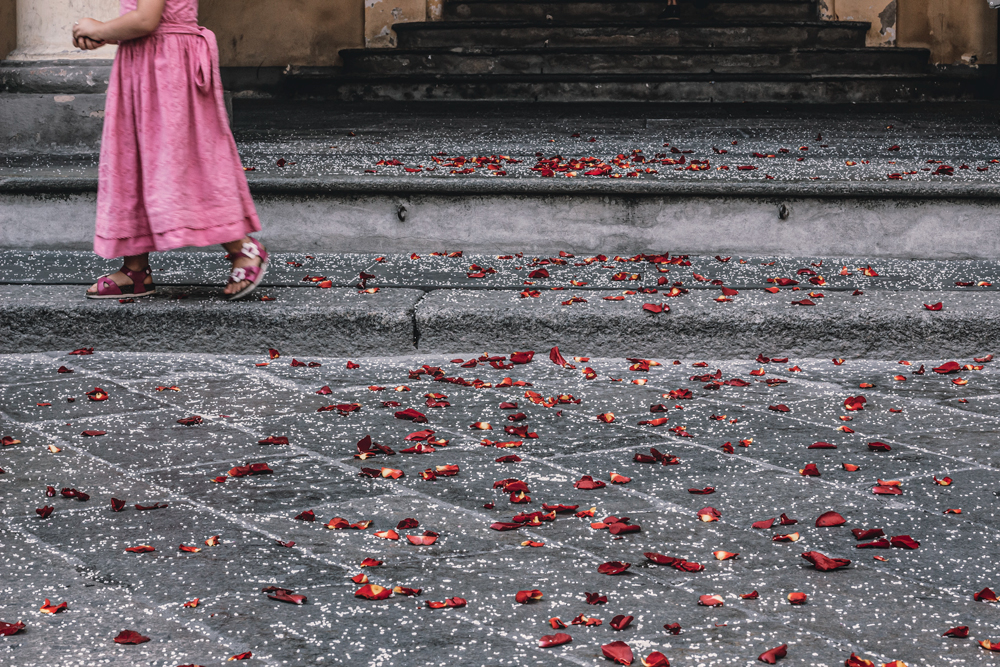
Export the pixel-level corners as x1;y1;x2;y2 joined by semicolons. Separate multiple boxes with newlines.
199;0;364;67
898;0;998;65
365;0;425;47
830;0;898;46
8;0;117;60
0;0;16;60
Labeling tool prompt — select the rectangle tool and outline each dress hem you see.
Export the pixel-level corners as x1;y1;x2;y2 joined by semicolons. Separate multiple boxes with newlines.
93;216;261;259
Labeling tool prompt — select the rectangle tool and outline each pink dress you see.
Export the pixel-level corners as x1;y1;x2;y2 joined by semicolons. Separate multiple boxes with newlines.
94;0;260;258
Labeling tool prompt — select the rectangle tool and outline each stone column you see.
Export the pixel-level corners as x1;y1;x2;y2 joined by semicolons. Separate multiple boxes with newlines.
0;0;119;153
7;0;118;60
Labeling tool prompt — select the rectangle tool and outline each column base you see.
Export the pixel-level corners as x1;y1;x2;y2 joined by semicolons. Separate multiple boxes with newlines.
5;46;117;61
0;59;112;153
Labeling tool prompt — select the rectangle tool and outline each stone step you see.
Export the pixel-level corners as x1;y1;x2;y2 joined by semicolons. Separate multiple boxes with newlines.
393;20;870;49
339;47;931;77
3;283;998;358
443;0;817;22
320;73;981;104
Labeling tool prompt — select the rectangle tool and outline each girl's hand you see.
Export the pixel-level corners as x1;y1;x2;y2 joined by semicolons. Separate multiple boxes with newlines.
72;18;107;48
74;35;105;50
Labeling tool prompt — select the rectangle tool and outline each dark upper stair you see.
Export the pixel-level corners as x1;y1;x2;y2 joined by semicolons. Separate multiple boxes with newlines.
444;0;818;21
324;0;994;102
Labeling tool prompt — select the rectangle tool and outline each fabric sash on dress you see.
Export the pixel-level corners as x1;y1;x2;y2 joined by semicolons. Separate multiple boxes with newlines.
148;22;217;91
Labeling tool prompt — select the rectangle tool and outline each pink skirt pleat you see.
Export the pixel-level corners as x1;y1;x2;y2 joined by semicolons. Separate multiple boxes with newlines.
94;27;260;258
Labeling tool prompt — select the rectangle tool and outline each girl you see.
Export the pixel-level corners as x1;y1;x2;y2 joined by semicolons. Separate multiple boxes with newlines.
73;0;267;301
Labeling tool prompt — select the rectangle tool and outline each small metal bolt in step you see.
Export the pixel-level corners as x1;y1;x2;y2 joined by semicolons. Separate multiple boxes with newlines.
778;203;790;220
397;205;408;222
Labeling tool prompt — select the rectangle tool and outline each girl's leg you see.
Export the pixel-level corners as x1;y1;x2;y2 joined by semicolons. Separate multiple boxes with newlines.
222;236;266;296
86;253;152;294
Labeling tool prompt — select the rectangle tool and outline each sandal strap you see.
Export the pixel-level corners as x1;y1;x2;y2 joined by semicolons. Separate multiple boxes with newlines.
224;238;268;264
225;238;268;285
229;264;262;284
96;276;122;296
120;266;153;295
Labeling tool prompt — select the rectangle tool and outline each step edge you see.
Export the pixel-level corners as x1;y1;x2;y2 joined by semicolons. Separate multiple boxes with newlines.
391;19;871;30
4;174;1000;199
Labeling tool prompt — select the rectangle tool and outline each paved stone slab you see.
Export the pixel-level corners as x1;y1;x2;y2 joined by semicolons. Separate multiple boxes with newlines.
3;351;1000;666
0;522;241;666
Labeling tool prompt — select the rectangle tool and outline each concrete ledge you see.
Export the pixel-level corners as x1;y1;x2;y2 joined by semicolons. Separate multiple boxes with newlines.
0;60;112;94
415;288;1000;358
0;285;424;355
5;173;1000;198
4;188;1000;258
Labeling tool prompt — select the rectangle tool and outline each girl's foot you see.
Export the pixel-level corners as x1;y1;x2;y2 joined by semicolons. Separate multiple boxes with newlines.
222;237;269;300
86;262;155;299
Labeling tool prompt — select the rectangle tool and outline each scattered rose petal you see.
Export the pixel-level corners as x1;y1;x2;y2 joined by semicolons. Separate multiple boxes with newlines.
602;640;635;665
815;511;846;527
0;621;25;636
758;644;787;663
598;561;631;575
113;630;150;644
611;614;634;631
540;633;572;648
801;551;851;571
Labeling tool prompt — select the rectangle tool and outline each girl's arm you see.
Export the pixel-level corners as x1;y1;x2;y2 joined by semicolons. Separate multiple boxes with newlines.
72;0;167;48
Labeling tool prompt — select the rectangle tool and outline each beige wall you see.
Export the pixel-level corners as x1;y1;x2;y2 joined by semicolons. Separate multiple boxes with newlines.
0;0;16;59
898;0;997;65
831;0;897;45
3;0;991;68
365;0;424;47
825;0;997;63
199;0;364;67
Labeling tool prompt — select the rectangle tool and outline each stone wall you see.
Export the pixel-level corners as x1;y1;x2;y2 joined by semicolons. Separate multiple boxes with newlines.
365;0;426;48
1;0;994;68
825;0;996;64
0;0;15;60
898;0;998;65
831;0;898;46
199;0;364;68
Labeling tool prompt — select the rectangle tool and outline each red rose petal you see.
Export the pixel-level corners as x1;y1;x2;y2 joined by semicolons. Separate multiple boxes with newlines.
801;551;851;571
610;614;634;630
815;511;846;527
0;620;25;636
598;561;631;575
539;632;572;648
758;644;787;663
113;630;150;644
602;640;635;665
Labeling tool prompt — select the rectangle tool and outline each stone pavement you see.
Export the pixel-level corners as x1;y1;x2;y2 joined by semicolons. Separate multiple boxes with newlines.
2;251;1000;358
1;348;999;666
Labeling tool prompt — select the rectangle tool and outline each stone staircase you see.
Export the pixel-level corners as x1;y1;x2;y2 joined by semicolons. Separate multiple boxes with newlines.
319;0;994;102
